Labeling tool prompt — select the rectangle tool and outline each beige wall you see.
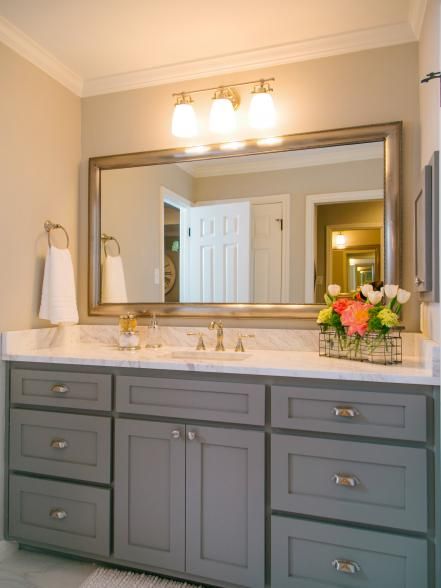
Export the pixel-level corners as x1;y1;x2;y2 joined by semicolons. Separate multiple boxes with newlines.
81;42;420;329
0;42;81;331
101;164;192;301
419;0;440;343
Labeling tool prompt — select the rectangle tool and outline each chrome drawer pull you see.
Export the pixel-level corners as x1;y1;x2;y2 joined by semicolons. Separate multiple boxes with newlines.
187;431;197;441
171;429;181;439
332;559;361;574
332;473;360;488
51;384;69;394
332;406;360;418
49;508;67;520
50;438;69;449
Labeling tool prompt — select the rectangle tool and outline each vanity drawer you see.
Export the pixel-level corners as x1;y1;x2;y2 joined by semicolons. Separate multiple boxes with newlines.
10;409;111;483
271;434;427;532
271;516;427;588
9;475;110;556
11;368;112;411
271;384;427;441
116;375;265;425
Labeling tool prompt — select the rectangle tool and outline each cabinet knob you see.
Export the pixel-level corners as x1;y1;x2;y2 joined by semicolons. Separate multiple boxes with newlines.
415;276;424;286
332;473;360;488
49;508;67;520
50;438;69;449
171;429;181;439
332;406;359;418
187;431;197;441
51;384;69;394
331;559;361;574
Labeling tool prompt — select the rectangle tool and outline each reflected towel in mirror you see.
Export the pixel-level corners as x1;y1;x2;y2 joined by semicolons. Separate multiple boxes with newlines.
39;245;79;324
101;255;128;303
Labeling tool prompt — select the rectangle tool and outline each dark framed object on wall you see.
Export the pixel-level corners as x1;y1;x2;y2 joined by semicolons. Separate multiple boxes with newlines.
415;151;439;302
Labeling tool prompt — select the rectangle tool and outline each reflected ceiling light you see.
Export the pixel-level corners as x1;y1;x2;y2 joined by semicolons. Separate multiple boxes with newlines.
256;136;283;146
171;93;197;138
219;141;246;151
209;87;240;134
335;232;347;249
184;145;210;155
249;80;276;129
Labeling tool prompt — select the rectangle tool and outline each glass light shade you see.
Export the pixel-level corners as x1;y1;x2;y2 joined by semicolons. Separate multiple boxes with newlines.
248;91;276;129
335;233;347;248
172;102;197;138
209;98;236;133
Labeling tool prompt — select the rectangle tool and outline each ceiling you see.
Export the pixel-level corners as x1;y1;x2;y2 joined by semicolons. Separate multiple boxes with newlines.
178;142;384;178
0;0;426;96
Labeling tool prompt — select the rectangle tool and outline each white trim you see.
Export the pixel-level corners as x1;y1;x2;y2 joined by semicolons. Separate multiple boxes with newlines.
159;187;193;302
196;193;290;302
304;189;384;302
0;16;82;96
0;15;416;98
82;23;415;97
408;0;428;39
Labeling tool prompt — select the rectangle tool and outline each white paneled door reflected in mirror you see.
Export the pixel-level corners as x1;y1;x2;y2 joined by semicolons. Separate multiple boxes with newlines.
100;142;384;305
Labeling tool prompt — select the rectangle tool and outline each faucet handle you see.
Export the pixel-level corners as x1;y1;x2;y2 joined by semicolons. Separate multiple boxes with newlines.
235;333;255;352
187;332;206;351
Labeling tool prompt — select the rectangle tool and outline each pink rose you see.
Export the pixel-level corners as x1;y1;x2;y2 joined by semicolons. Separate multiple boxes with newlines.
332;298;354;315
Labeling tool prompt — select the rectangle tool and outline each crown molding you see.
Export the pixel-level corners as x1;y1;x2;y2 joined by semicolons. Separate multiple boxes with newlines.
0;15;416;99
408;0;428;39
83;22;416;97
0;16;82;95
178;142;384;178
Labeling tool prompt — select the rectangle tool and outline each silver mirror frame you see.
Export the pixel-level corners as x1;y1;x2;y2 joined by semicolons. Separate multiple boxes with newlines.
89;121;401;318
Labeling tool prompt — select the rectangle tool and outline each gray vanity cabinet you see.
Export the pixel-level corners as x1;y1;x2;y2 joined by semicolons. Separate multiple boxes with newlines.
6;365;437;588
114;418;265;588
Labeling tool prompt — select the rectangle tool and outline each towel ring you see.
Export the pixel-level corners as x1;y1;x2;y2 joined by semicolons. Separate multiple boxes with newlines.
101;233;121;257
44;220;70;248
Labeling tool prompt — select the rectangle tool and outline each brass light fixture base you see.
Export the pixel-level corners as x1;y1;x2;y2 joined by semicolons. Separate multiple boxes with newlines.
213;86;241;110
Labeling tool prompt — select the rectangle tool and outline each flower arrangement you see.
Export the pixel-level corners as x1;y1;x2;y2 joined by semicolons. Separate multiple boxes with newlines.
317;283;410;364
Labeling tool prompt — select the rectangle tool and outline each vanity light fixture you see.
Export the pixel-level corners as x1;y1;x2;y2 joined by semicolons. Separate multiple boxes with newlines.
171;77;276;138
248;80;276;129
171;93;198;138
209;87;240;134
335;232;347;249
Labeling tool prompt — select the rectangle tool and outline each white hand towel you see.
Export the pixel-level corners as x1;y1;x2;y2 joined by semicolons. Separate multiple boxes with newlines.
101;255;128;303
39;246;79;325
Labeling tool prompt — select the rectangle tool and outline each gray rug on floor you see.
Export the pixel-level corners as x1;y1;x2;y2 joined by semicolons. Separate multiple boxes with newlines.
80;567;204;588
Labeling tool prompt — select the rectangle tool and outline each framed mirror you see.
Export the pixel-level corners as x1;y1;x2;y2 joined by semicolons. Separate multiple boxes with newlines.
89;121;401;318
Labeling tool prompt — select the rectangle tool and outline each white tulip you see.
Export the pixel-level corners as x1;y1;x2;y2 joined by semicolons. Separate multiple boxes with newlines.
396;288;411;304
327;284;341;297
361;284;373;297
384;284;399;298
367;291;383;305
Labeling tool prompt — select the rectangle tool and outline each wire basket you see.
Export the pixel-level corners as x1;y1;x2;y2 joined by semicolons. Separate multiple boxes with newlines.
319;326;403;365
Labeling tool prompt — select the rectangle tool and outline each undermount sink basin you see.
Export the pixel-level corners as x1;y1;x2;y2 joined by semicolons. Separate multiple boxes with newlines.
170;350;251;361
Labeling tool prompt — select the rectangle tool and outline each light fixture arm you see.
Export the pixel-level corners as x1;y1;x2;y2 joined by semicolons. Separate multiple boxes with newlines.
172;77;275;98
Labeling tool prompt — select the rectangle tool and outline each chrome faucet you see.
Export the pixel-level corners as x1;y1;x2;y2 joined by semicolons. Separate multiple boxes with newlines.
209;320;225;351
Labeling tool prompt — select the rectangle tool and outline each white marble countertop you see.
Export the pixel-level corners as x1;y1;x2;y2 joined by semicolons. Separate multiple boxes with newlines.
2;325;439;385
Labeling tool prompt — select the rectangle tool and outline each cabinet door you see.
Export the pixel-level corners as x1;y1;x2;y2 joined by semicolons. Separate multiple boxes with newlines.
186;426;265;588
114;419;185;572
